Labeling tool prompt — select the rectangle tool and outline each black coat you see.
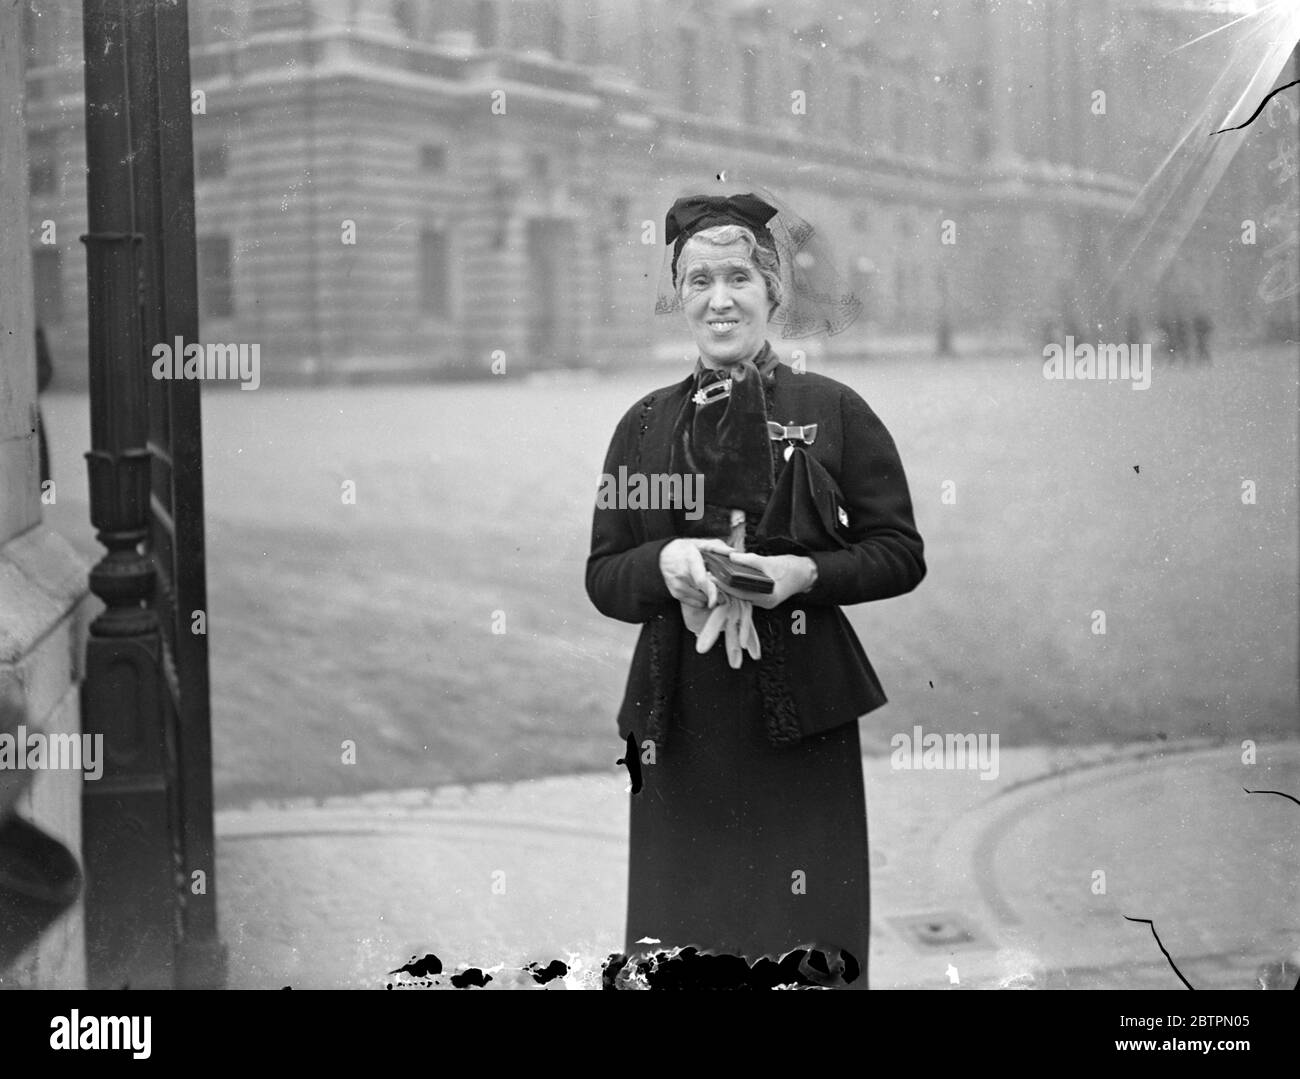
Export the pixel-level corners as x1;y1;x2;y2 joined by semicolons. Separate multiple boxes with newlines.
586;361;926;746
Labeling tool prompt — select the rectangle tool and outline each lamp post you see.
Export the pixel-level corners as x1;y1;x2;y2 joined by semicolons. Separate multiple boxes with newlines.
79;0;221;989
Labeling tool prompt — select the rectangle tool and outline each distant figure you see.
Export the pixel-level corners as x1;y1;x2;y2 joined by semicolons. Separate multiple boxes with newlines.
1256;949;1300;990
35;325;53;485
1156;268;1191;364
1156;314;1177;362
1192;311;1213;365
1124;311;1143;346
1055;278;1086;344
1040;316;1059;350
1063;313;1087;345
1185;273;1213;365
936;315;953;356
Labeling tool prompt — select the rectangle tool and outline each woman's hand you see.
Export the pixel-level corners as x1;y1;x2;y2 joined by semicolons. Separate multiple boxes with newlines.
659;537;735;609
684;591;761;668
715;552;818;610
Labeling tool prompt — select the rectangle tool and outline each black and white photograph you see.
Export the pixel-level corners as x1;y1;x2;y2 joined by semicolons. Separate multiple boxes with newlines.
1;0;1298;1021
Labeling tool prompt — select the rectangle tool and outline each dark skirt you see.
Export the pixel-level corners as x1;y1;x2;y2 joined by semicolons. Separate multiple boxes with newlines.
625;626;871;985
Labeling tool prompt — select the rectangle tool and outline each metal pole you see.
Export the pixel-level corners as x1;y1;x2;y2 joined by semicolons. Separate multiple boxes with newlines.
79;0;177;988
79;0;222;989
142;0;224;990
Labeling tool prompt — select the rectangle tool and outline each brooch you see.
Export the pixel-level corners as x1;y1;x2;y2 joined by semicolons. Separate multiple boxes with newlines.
767;421;819;461
692;378;732;406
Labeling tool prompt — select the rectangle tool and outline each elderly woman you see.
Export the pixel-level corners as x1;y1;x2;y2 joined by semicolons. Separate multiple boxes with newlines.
586;189;925;988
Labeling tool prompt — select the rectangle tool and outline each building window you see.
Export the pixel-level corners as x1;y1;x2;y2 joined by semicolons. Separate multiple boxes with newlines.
849;256;876;315
419;228;451;319
32;248;63;323
678;26;698;112
474;0;498;48
195;142;227;180
421;144;446;172
847;75;863;139
610;196;629;231
392;0;417;37
932;100;946;160
23;1;44;64
637;9;653;78
891;88;907;154
191;2;238;46
28;132;57;195
197;235;234;319
970;64;989;110
741;49;759;126
509;0;564;56
544;0;564;58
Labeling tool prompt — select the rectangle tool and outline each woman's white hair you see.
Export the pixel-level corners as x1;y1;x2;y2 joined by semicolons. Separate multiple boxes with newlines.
677;224;784;314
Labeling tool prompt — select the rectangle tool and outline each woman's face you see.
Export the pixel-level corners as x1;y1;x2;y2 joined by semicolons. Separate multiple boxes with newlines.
678;239;771;368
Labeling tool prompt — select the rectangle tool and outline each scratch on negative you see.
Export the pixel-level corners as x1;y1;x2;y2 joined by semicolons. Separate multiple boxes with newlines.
1123;916;1195;990
1211;78;1300;134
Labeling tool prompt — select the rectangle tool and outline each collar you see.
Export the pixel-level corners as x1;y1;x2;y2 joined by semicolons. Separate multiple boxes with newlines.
692;340;780;384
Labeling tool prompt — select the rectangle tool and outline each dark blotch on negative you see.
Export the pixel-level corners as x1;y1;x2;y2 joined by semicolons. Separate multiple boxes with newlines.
450;968;493;989
389;953;443;977
525;959;569;984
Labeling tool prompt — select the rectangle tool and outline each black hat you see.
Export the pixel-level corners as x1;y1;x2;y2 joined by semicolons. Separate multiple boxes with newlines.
654;180;863;338
664;192;780;285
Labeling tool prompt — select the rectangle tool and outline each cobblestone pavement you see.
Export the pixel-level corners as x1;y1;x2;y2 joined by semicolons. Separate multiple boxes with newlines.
216;738;1300;989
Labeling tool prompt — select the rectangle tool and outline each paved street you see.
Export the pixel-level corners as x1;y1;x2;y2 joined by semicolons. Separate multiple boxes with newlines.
217;739;1300;989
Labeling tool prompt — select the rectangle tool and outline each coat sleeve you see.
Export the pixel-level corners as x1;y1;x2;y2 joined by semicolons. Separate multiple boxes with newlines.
800;386;926;607
585;403;677;624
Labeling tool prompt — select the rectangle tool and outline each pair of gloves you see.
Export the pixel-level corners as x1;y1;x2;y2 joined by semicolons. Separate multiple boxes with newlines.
680;591;761;669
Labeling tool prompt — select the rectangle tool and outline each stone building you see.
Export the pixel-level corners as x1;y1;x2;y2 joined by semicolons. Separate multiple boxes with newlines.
1;0;92;988
22;0;1289;385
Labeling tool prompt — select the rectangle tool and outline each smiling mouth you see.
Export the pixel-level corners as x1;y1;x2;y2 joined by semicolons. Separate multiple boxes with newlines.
708;320;739;333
